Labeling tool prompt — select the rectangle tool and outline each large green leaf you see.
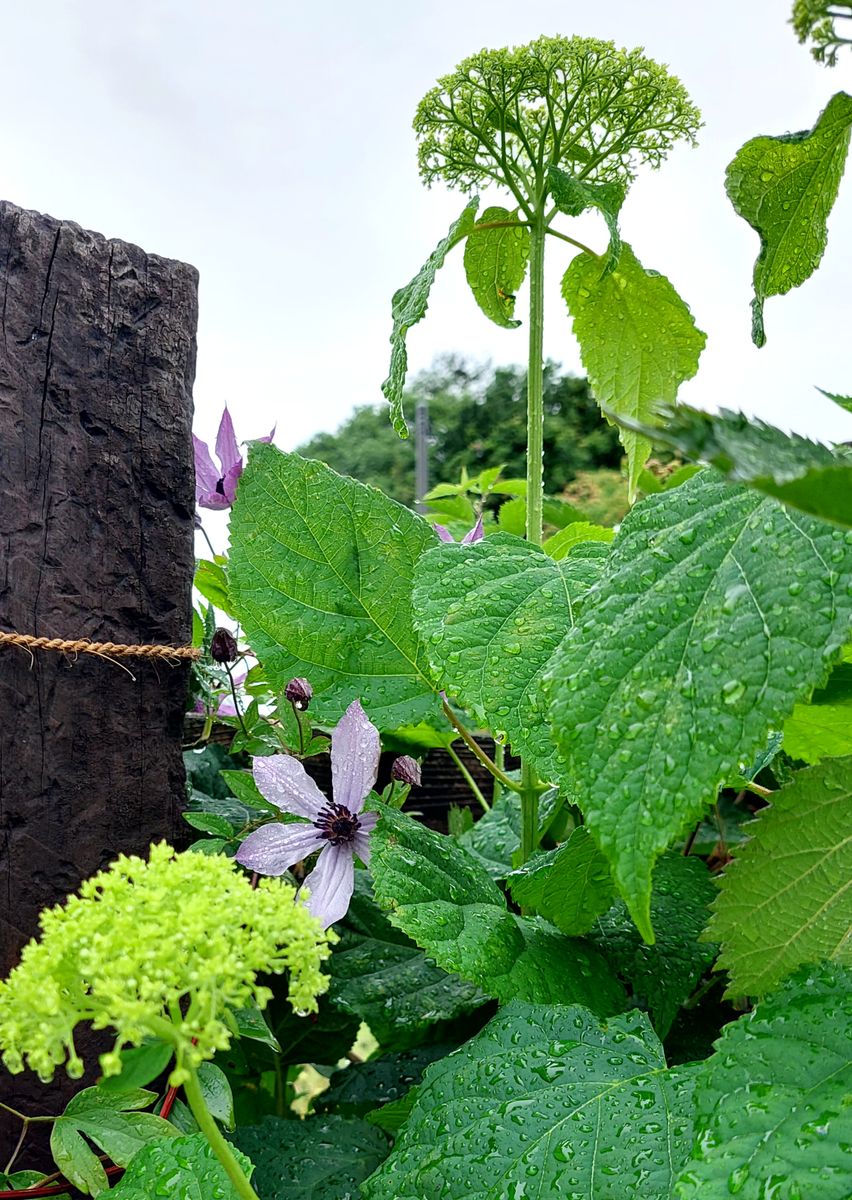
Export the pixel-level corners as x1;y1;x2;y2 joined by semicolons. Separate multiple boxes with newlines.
784;659;852;761
708;757;852;996
675;964;852;1199
726;91;852;345
549;165;625;272
230;1115;388;1200
507;827;615;935
328;873;488;1050
462;205;530;327
413;534;608;781
457;789;521;879
588;854;717;1038
50;1087;178;1196
383;198;480;434
110;1134;252;1200
370;805;625;1013
561;242;705;497
361;1001;695;1200
315;1045;453;1117
615;402;852;530
546;470;852;941
228;444;439;727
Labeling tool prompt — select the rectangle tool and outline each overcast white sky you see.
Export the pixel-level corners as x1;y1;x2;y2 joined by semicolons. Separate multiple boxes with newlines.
3;0;851;455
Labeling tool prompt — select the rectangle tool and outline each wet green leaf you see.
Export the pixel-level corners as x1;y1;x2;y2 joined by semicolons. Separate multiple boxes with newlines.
675;964;852;1199
508;827;614;935
463;205;530;327
784;661;852;761
316;1045;454;1117
549;165;625;272
110;1133;252;1199
547;470;852;941
726;91;852;345
362;1001;695;1200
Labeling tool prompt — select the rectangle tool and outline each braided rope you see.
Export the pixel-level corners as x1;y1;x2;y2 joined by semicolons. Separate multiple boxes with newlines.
0;630;200;661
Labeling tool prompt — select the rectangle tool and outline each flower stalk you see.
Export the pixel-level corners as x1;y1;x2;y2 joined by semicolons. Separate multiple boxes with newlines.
183;1066;260;1200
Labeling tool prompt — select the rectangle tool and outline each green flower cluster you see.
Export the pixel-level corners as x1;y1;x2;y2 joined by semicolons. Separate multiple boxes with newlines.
0;843;334;1084
414;36;701;206
791;0;852;65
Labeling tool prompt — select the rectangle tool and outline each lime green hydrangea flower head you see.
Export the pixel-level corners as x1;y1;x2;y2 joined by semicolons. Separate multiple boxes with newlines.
0;843;334;1084
414;36;701;206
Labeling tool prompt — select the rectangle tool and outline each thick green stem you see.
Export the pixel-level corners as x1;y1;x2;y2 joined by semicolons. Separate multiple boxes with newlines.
183;1066;260;1200
520;213;548;864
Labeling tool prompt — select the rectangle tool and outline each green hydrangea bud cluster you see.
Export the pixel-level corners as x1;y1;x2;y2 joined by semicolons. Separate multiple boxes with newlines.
791;0;852;65
414;35;701;206
0;843;334;1084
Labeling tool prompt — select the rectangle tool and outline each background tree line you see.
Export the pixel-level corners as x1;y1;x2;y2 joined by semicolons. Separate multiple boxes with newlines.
297;355;623;507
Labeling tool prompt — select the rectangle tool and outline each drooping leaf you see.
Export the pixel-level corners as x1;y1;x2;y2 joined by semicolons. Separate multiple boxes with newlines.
462;205;530;327
315;1045;454;1117
50;1087;178;1196
725;91;852;345
110;1133;252;1200
561;243;705;496
229;1115;389;1200
549;164;625;272
508;827;615;935
193;558;235;617
708;757;852;996
546;470;852;941
370;805;625;1013
361;1001;696;1200
328;873;488;1050
587;854;717;1038
675;964;852;1199
229;1001;281;1052
543;521;615;559
413;534;608;782
383;198;480;434
615;402;852;530
197;1061;235;1131
99;1040;173;1093
229;444;439;727
784;660;852;761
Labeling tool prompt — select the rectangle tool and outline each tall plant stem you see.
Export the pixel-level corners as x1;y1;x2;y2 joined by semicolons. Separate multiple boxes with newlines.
520;212;548;864
183;1066;260;1200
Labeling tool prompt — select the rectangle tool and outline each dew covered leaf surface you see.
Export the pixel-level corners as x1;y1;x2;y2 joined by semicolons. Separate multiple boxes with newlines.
457;790;521;879
549;165;625;273
369;806;625;1013
228;443;439;728
462;205;530;327
546;470;852;940
229;1115;389;1200
110;1133;251;1200
561;242;705;495
327;872;488;1050
413;534;608;782
361;1001;695;1200
315;1044;455;1117
675;964;852;1199
587;854;717;1038
383;198;479;434
709;757;852;996
725;91;852;345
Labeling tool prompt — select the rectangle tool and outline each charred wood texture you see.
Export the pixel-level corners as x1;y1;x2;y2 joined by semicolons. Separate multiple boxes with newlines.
0;201;198;1160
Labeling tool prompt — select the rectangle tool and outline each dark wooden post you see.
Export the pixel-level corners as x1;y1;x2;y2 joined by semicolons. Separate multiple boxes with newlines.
0;202;198;1156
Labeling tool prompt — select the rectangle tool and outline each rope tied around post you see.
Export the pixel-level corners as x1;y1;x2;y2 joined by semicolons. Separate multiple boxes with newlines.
0;629;200;668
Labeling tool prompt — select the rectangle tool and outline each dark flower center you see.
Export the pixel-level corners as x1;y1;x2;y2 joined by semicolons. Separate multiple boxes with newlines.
314;802;360;846
215;477;226;496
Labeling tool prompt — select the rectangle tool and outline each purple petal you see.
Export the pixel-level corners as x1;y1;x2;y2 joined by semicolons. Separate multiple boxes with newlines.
235;822;319;875
196;489;232;511
193;435;221;502
254;755;327;819
216;695;237;716
301;842;354;928
216;407;242;476
352;832;372;866
331;700;380;813
433;523;455;543
219;461;243;505
461;515;485;544
258;425;276;444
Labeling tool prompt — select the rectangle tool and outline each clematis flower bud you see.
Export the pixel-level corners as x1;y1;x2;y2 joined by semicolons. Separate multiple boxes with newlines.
390;755;422;787
210;628;238;664
285;677;313;710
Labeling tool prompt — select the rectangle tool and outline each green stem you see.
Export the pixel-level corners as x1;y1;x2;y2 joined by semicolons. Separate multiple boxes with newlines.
447;743;490;813
519;212;548;864
492;742;505;807
183;1065;261;1200
441;698;521;794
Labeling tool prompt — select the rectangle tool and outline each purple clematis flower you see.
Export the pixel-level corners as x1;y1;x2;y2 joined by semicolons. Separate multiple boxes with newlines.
433;514;484;544
236;699;380;928
193;407;274;510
